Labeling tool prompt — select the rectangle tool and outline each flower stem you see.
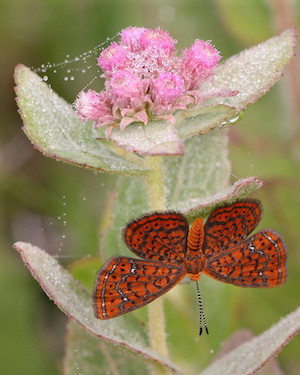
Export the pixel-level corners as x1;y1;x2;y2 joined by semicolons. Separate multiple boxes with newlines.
144;156;169;374
145;156;166;211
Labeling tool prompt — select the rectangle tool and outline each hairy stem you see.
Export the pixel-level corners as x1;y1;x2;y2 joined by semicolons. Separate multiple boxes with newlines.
144;156;169;374
145;156;166;210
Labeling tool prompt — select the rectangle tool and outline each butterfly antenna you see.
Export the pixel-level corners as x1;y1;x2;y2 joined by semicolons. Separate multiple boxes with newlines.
196;281;209;335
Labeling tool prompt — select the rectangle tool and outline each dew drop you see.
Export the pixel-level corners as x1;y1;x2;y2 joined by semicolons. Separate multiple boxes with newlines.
228;115;240;124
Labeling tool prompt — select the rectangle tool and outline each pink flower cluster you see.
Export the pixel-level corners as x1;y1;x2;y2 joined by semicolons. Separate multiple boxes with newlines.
75;27;222;135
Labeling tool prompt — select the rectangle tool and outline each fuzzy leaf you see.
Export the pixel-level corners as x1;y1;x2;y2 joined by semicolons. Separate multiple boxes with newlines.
213;27;297;110
109;121;184;156
98;175;149;259
64;321;149;375
176;104;237;139
108;104;236;156
200;307;300;375
215;329;284;375
177;176;263;220
14;65;147;175
165;130;231;206
13;241;182;374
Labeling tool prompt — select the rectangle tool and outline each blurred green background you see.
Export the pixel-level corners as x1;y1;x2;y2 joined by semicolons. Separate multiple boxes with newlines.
1;0;299;374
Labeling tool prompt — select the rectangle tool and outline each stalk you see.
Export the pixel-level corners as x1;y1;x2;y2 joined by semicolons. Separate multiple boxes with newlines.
144;156;169;375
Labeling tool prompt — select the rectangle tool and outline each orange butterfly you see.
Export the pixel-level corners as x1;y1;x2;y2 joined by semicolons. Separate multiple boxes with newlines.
93;200;287;328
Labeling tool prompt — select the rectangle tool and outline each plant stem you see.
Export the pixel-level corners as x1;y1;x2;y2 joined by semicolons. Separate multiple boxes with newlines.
145;156;166;211
144;156;169;374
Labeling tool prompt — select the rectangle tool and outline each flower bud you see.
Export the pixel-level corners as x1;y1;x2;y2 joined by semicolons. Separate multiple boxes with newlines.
139;28;175;54
97;43;129;73
120;27;146;52
75;90;112;122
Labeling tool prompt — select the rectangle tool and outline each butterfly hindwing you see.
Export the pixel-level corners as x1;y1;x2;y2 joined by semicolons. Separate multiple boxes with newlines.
93;256;185;319
204;230;287;287
203;200;262;257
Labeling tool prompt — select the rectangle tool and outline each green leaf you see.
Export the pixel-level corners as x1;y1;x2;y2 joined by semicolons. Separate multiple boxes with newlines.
215;329;283;375
109;120;184;156
108;105;236;156
99;175;149;259
165;130;231;206
13;241;182;374
64;321;149;375
213;27;297;110
175;176;263;220
14;65;147;175
176;104;237;140
200;307;300;375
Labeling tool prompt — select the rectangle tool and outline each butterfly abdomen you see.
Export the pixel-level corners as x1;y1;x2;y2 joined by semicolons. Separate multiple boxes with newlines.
184;217;206;278
187;217;204;254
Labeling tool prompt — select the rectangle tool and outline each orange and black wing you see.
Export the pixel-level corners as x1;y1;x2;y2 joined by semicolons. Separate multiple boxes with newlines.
203;200;262;257
93;256;185;319
124;212;189;262
204;230;287;287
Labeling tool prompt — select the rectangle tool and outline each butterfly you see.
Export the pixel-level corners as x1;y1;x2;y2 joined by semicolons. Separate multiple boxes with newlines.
93;199;287;329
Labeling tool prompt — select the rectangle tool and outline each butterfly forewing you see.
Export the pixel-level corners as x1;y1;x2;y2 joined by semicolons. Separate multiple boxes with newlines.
203;200;262;257
124;212;189;262
204;230;287;287
93;256;185;319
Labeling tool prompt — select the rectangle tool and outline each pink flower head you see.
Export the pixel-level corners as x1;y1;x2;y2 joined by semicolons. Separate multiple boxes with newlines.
120;27;146;52
75;27;232;136
151;72;184;105
97;43;129;73
107;70;145;109
182;40;221;89
139;28;175;55
75;90;112;121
